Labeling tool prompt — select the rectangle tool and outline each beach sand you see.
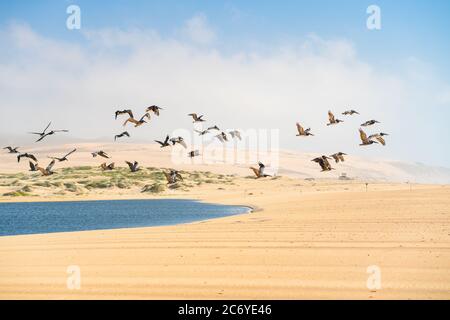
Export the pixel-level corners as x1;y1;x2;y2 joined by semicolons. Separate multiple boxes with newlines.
0;175;449;299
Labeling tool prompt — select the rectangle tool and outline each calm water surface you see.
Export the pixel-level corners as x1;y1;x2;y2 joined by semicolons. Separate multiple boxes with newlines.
0;199;251;236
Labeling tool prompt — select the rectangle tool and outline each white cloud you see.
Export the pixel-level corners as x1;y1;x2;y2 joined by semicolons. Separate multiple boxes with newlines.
181;13;216;44
0;20;448;167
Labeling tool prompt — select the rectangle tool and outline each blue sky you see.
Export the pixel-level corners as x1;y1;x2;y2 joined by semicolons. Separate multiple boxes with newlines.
0;1;449;167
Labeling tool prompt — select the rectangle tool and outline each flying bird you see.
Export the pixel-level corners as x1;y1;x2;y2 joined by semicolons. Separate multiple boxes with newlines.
368;133;389;146
188;113;206;123
114;131;130;141
164;170;183;184
327;111;344;126
92;151;110;158
249;162;271;178
17;153;38;163
207;125;220;131
29;161;38;172
123;113;150;127
115;109;133;120
3;146;19;154
125;161;140;172
155;135;171;148
342;110;359;115
330;152;347;163
359;128;378;146
37;160;56;176
29;122;51;138
100;162;115;171
49;149;77;162
361;120;380;127
36;129;69;142
215;132;228;142
188;150;200;158
146;105;163;116
170;136;187;148
228;130;242;140
296;123;314;136
194;129;210;136
312;156;334;171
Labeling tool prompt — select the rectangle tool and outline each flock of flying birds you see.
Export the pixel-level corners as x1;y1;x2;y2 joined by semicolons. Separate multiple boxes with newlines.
3;105;388;182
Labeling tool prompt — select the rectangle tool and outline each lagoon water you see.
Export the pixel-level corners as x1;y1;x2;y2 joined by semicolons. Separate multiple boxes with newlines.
0;199;250;236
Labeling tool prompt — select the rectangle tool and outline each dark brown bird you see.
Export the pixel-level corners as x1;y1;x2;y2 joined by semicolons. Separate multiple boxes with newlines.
194;129;210;136
37;160;56;176
188;113;205;123
207;125;220;131
36;129;69;142
249;162;271;178
17;153;38;163
92;151;110;158
188;150;200;158
114;131;130;141
29;161;38;172
100;162;115;171
115;109;133;120
146;105;163;116
342;110;359;115
29;122;51;139
361;120;380;127
155;135;171;148
125;161;140;172
296;123;314;136
49;148;77;162
170;136;187;148
163;170;183;184
3;146;19;154
123;113;150;127
327;111;344;126
330;152;347;163
312;156;334;171
359;128;378;146
228;130;242;140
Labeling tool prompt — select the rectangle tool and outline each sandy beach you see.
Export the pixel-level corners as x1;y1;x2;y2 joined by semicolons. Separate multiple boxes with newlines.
1;171;449;299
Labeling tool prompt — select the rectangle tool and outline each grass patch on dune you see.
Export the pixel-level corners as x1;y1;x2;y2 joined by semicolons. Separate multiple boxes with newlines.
141;183;166;193
2;190;32;197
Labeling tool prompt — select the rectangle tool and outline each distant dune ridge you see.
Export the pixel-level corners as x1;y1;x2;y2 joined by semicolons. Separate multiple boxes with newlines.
0;142;450;184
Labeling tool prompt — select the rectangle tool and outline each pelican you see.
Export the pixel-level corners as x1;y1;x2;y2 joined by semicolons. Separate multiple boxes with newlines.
296;123;314;136
36;129;69;143
170;136;187;148
229;130;242;140
17;153;38;163
29;161;38;172
37;160;56;176
163;170;183;184
312;156;334;171
368;133;389;146
188;113;206;123
48;148;77;162
123;113;150;127
361;120;380;127
207;125;220;131
249;162;271;178
114;131;130;141
155;135;171;148
188;150;200;158
194;129;210;136
146;105;163;116
100;162;115;171
327;111;344;126
92;151;110;159
359;128;378;146
125;161;140;172
215;132;228;142
3;146;19;154
330;152;347;163
115;109;133;120
342;110;359;115
29;122;51;139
